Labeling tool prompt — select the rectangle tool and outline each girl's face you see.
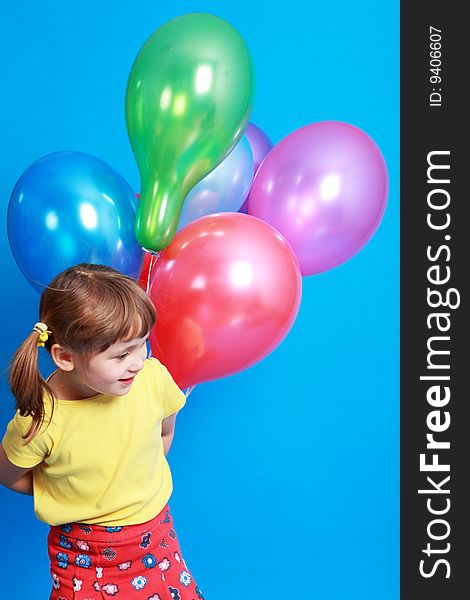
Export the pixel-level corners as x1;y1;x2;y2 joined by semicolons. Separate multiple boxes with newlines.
69;333;149;399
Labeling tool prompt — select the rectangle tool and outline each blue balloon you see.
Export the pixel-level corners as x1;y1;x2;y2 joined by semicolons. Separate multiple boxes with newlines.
177;135;254;231
7;151;143;292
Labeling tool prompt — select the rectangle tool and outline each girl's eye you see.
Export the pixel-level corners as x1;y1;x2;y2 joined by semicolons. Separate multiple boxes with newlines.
116;352;129;360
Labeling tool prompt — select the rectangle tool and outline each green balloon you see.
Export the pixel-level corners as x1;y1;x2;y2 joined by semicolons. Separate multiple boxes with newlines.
126;13;255;252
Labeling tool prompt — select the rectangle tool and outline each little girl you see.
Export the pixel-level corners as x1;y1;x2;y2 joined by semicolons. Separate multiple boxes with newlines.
0;263;204;600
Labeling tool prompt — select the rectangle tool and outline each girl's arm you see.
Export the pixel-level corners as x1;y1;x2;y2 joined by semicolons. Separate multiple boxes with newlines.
0;444;34;495
161;413;177;456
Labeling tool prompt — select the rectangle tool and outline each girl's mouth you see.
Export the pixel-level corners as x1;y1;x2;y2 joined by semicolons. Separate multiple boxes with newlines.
119;376;135;385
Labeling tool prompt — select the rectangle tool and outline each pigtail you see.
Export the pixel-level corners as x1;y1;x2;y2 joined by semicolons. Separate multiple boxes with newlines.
8;331;55;443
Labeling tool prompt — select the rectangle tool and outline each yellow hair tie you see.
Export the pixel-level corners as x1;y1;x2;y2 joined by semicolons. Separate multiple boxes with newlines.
33;322;52;347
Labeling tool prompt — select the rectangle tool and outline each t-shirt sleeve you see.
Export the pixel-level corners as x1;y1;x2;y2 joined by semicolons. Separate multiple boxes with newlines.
149;358;187;419
1;411;51;469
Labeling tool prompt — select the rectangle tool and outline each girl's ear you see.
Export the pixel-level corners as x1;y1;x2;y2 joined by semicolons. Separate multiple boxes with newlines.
50;344;75;372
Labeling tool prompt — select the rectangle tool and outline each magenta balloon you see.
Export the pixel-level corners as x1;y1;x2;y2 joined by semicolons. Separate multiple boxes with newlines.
240;122;273;214
148;212;302;389
248;121;389;275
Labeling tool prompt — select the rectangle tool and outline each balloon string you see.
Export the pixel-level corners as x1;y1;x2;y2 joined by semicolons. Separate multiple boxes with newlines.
145;253;158;359
184;385;196;398
146;253;158;294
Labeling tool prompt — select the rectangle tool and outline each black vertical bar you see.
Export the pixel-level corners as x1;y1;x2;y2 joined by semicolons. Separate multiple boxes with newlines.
401;3;468;598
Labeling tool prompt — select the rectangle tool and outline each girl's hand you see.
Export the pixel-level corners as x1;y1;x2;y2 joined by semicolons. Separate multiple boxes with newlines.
0;443;34;495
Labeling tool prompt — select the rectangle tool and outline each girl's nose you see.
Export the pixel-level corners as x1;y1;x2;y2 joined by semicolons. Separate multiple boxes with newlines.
129;358;145;373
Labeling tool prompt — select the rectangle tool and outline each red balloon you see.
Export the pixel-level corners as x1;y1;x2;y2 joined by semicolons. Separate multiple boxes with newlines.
138;252;152;290
148;213;302;389
139;252;156;291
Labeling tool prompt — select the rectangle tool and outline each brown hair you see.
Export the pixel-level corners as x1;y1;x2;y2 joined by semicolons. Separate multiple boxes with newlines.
9;263;156;442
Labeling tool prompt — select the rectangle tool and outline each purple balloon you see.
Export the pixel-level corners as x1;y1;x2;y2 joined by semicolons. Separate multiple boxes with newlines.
248;121;388;276
245;122;273;172
178;135;253;230
239;122;273;213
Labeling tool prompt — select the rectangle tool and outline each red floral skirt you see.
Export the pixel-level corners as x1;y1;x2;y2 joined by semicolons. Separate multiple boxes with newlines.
48;504;203;600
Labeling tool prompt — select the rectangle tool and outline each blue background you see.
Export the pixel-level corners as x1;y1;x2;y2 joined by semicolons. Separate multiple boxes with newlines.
0;1;399;598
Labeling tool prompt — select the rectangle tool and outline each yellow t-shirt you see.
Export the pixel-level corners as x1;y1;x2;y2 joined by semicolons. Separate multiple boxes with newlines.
2;357;186;527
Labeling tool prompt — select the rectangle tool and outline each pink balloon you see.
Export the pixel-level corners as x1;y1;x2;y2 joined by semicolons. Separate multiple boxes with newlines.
148;212;302;389
248;121;389;275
